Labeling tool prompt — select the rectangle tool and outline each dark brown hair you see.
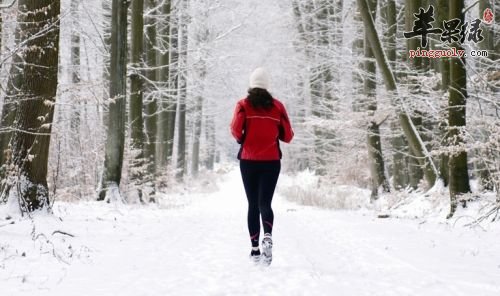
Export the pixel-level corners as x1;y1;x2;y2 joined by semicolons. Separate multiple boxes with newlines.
247;88;274;109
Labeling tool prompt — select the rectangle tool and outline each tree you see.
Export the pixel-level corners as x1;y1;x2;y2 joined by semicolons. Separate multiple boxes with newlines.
364;0;390;199
435;0;450;186
176;0;189;180
98;0;128;201
404;0;426;189
383;0;409;190
166;1;179;170
144;0;159;196
0;0;61;212
447;0;471;217
129;0;147;200
156;0;172;171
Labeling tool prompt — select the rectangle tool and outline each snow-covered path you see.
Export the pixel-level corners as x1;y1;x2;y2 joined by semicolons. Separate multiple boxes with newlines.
2;168;500;295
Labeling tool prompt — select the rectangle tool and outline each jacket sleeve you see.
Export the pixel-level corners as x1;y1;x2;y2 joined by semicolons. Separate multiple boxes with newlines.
230;102;245;143
278;104;294;143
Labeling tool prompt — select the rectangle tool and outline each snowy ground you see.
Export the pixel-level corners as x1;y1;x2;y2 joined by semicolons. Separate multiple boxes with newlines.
1;168;500;296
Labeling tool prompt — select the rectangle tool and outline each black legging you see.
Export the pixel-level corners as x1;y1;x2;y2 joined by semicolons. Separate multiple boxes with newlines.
240;160;281;247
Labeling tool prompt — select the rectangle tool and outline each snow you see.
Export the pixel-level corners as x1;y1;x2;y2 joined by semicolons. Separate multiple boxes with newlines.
1;167;500;296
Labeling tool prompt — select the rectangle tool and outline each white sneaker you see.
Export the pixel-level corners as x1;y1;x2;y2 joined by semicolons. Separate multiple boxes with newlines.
249;249;261;263
261;233;273;266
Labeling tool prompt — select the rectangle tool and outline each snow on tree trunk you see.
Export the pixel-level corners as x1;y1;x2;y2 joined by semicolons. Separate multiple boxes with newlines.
98;0;128;202
1;0;61;212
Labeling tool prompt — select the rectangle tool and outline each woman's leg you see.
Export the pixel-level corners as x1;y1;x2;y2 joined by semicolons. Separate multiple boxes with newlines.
240;161;260;247
258;161;281;235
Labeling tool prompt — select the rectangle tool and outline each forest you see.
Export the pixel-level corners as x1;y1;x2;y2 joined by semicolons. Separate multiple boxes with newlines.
0;0;499;294
0;0;498;218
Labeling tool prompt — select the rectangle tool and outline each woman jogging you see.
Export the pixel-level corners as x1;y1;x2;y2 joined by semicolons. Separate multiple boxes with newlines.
230;67;294;266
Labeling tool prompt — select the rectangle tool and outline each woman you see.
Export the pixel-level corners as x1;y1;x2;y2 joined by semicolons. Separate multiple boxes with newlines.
230;67;294;265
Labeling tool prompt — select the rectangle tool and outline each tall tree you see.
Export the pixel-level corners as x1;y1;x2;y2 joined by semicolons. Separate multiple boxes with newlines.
176;0;189;180
447;0;471;217
383;0;409;190
144;0;158;194
0;0;61;211
166;1;179;169
404;0;426;189
364;0;390;199
129;0;147;200
435;0;450;186
98;0;128;201
157;0;172;171
70;0;81;131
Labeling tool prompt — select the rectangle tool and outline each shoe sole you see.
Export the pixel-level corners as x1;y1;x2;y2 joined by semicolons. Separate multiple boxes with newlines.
261;237;273;266
250;255;261;264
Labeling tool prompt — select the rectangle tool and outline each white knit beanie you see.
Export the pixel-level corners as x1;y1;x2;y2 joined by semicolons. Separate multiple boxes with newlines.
249;67;270;90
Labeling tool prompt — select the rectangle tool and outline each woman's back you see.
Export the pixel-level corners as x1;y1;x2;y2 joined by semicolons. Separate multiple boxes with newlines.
231;97;293;161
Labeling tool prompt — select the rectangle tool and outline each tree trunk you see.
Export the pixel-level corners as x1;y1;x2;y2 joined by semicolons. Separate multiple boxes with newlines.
447;0;471;218
144;0;158;198
1;0;60;212
383;0;409;189
70;0;81;131
175;0;188;180
204;114;216;170
364;0;390;199
191;95;203;177
157;0;171;170
98;0;128;201
166;2;179;167
434;0;450;186
129;0;147;201
405;0;426;188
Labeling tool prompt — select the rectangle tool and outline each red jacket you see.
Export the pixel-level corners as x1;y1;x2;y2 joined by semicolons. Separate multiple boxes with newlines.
230;98;294;160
